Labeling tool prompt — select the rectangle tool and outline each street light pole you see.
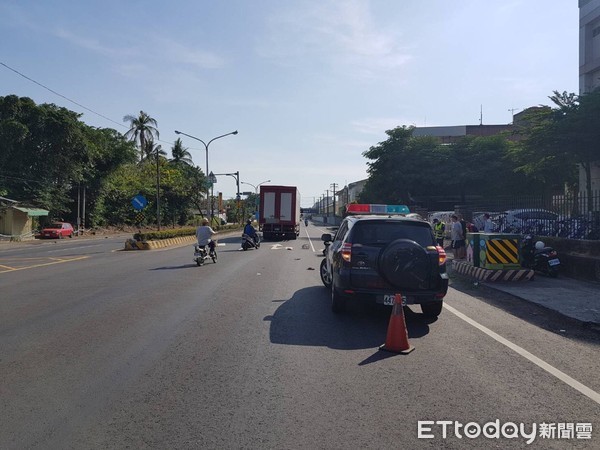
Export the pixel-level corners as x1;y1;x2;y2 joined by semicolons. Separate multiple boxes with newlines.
241;179;271;194
174;130;238;221
214;171;242;222
241;180;271;220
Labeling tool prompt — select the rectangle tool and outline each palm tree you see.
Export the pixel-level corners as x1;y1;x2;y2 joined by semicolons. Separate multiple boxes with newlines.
123;111;159;161
170;138;194;166
144;140;167;160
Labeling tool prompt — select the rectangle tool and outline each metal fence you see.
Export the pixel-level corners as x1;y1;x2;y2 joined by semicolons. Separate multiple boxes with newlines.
415;191;600;240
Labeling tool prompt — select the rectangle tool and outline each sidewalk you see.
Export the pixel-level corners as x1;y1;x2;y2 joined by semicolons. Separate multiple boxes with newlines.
450;259;600;326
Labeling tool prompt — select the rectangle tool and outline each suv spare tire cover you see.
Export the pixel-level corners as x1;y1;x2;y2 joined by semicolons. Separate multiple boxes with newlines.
378;239;431;289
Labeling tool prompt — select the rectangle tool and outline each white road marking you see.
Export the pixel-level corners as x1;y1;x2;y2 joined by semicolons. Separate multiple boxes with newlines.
444;303;600;405
271;244;283;250
46;244;103;253
304;228;316;252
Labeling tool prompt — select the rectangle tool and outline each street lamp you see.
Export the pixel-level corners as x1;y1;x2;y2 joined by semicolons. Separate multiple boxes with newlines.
241;179;271;194
174;129;238;221
214;171;241;222
241;180;270;221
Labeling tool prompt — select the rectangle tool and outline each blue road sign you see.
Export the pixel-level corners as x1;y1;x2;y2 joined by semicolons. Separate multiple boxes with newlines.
131;194;148;211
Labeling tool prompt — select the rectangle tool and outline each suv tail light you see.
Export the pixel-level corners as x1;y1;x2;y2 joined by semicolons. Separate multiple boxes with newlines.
436;246;447;266
341;242;352;262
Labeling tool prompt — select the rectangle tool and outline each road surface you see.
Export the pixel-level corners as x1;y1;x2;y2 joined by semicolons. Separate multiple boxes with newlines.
1;228;598;449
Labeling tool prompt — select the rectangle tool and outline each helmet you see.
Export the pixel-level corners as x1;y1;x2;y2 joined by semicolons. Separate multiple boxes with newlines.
535;241;545;250
201;218;209;225
247;219;252;224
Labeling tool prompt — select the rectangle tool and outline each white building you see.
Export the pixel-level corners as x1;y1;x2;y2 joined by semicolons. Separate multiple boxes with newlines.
579;0;600;196
580;0;600;92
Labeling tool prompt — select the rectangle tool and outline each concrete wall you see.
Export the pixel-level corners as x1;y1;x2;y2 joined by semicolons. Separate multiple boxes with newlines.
544;236;600;282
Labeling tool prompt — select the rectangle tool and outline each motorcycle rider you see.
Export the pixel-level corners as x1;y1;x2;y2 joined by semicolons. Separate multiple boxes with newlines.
243;219;259;246
196;217;217;254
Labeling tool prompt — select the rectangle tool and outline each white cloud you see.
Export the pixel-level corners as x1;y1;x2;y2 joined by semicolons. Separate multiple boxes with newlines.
53;28;136;58
153;37;226;70
257;0;411;79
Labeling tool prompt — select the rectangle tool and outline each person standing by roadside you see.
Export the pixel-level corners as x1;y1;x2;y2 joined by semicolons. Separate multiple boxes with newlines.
451;215;465;259
433;218;445;248
483;213;494;233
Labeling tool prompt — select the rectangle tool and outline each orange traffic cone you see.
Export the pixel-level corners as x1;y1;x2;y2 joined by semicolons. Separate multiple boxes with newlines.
379;294;414;354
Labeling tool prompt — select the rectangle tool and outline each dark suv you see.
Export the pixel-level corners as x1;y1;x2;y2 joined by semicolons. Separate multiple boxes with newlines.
320;213;448;317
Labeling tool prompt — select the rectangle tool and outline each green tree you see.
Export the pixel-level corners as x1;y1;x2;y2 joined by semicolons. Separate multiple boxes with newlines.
559;89;600;210
0;95;138;225
123;110;159;162
170;138;194;166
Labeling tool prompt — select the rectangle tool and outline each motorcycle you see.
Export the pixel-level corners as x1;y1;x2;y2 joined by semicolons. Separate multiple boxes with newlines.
241;233;260;251
194;243;217;266
521;235;560;277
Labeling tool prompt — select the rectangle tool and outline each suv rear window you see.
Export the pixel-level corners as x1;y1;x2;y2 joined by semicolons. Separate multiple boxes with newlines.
350;221;434;247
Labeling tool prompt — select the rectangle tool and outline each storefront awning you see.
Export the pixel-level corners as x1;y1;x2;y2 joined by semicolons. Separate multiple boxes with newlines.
12;207;49;217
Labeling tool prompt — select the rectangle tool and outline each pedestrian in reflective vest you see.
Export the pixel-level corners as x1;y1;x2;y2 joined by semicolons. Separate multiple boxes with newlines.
433;218;445;247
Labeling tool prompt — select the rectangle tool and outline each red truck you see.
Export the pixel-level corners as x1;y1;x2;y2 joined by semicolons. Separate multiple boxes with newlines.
259;185;301;240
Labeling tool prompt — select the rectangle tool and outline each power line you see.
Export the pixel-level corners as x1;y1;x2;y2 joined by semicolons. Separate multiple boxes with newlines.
0;61;185;153
1;61;126;129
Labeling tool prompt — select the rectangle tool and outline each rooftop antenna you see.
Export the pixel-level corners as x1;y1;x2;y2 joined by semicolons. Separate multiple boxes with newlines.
508;107;521;124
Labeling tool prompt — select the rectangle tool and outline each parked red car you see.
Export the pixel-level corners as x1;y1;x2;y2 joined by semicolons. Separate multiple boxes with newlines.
41;222;74;239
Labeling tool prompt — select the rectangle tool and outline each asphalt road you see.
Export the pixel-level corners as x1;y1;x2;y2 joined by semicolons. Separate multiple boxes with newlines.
1;229;599;449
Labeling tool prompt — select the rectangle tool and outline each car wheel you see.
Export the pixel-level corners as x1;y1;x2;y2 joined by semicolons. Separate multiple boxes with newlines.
378;239;430;290
320;259;332;288
331;287;345;313
421;300;443;318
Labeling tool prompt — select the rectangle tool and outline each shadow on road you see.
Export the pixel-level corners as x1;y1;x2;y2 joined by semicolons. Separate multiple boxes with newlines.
265;286;432;353
150;263;209;270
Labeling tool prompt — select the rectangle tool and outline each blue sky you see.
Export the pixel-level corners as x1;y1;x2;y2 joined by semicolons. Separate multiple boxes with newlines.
1;0;578;207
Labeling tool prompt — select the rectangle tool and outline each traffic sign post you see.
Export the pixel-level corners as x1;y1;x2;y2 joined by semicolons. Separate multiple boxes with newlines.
132;194;148;211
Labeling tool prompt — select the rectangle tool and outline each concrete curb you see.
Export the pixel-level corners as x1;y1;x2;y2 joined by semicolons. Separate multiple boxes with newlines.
451;259;534;281
123;230;242;251
124;235;197;250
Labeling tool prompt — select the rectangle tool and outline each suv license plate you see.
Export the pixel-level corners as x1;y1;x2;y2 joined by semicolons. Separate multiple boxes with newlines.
383;295;406;306
548;258;560;266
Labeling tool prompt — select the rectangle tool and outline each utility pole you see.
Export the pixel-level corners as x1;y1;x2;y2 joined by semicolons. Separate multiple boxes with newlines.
330;183;337;221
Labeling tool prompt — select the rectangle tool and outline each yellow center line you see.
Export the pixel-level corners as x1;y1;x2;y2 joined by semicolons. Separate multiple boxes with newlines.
0;264;16;270
0;256;89;273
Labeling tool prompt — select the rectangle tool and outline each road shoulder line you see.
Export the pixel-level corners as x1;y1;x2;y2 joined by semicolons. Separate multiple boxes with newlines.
444;303;600;405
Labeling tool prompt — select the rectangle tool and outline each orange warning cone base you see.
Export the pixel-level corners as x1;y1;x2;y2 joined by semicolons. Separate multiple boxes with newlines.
379;294;414;354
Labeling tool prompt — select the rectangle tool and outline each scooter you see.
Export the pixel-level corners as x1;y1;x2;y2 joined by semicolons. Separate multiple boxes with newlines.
521;235;560;277
241;233;260;251
194;243;217;266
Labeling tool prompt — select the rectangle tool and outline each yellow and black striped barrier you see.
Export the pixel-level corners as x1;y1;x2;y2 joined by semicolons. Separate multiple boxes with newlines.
485;238;520;268
466;233;522;270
